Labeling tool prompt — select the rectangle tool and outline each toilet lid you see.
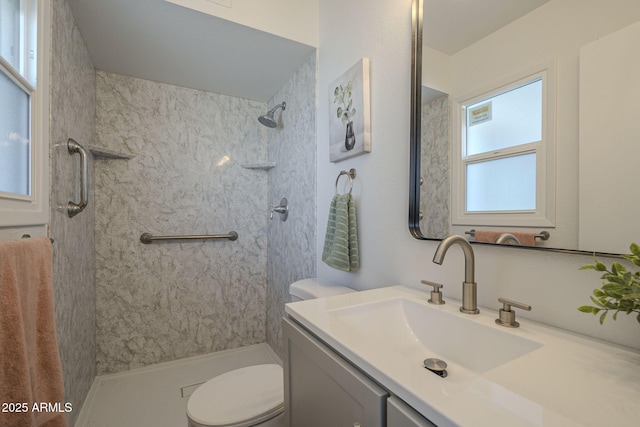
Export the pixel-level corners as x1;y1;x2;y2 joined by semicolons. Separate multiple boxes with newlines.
187;364;284;426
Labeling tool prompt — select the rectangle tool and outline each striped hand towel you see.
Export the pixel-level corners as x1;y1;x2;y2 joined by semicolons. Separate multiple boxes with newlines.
322;193;360;272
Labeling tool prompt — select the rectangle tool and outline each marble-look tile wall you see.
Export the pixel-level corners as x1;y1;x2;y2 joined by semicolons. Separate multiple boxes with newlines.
50;0;97;424
94;71;269;374
420;95;450;239
266;53;317;358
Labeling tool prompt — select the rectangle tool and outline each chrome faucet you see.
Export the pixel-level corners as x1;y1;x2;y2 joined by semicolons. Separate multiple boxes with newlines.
495;233;521;245
432;235;479;314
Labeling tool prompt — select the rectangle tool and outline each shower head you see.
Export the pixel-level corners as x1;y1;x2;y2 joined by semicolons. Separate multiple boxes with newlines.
258;102;286;128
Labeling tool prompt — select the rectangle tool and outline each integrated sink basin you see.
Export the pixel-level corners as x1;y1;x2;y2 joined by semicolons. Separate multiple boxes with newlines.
328;297;542;374
285;285;640;426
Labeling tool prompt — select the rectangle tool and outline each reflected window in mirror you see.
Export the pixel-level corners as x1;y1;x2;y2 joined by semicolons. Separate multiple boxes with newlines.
411;0;640;255
451;65;556;228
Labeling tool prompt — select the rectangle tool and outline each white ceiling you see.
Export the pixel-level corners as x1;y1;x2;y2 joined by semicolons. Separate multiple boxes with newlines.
66;0;315;102
66;0;549;102
425;0;551;55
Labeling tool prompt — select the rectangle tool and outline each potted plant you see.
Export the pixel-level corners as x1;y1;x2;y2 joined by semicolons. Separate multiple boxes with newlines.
333;80;357;150
578;243;640;324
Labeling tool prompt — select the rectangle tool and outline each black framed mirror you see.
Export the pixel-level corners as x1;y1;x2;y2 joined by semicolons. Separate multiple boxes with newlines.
409;0;640;256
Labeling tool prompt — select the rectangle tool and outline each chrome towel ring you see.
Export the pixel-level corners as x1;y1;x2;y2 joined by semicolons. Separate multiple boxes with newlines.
335;168;357;195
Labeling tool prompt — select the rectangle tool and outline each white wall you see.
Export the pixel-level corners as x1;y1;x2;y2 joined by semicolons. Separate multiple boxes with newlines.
579;21;640;254
317;0;640;351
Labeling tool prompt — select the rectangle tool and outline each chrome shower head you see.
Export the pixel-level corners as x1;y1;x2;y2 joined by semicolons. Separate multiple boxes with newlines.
258;102;286;128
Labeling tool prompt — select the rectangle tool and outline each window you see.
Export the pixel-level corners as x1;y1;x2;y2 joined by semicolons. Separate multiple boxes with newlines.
452;64;556;227
0;0;49;226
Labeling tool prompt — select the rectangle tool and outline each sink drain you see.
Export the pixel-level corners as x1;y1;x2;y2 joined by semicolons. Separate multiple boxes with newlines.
424;358;448;378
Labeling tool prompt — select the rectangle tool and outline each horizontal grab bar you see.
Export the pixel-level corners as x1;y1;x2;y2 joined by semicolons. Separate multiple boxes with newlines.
140;231;238;244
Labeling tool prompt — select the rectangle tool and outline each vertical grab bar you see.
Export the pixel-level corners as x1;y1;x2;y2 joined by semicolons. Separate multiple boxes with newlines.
67;138;89;218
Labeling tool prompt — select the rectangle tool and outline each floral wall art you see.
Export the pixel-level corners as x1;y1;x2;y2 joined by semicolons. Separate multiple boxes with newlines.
329;58;371;162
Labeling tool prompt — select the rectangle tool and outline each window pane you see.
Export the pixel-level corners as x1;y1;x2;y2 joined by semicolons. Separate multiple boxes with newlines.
0;0;21;71
0;70;31;196
466;153;535;212
466;79;542;156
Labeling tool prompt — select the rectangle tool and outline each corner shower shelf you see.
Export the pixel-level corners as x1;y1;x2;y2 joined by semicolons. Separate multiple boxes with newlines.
241;162;277;171
88;145;135;160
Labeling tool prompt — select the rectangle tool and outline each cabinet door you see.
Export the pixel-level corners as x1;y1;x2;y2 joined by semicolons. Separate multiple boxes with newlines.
387;397;436;427
283;318;388;427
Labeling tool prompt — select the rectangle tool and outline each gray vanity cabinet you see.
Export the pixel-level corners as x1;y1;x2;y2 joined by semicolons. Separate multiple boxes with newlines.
387;397;436;427
283;318;388;427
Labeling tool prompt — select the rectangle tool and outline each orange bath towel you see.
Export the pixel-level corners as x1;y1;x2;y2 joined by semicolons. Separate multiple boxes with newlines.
0;237;67;427
474;230;537;246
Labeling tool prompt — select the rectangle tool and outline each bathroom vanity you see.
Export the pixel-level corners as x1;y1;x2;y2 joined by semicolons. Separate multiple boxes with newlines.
283;317;434;427
283;285;640;426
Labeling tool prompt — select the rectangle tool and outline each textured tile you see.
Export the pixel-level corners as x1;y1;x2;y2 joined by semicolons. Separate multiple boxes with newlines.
421;95;450;239
266;53;317;359
95;72;269;374
49;0;97;424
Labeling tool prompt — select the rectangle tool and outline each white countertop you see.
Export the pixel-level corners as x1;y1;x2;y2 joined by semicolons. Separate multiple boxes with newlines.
285;285;640;427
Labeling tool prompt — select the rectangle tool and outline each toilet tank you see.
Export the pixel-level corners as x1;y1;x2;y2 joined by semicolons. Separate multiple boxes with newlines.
289;278;355;302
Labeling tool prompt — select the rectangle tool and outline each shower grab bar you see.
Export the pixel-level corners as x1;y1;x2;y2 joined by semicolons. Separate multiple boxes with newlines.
140;231;238;244
67;138;89;218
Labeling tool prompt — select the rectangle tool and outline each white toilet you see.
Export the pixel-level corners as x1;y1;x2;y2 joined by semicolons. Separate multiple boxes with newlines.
186;278;355;427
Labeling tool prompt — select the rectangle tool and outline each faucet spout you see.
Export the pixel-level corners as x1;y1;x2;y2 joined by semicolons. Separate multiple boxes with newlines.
432;235;479;314
433;235;475;283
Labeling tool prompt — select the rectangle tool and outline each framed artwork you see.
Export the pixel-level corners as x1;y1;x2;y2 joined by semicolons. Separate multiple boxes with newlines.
329;58;371;162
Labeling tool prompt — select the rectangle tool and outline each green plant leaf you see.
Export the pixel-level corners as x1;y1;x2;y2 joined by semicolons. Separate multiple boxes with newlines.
578;305;599;314
599;311;607;325
579;243;640;325
589;295;605;308
613;262;627;274
337;107;343;119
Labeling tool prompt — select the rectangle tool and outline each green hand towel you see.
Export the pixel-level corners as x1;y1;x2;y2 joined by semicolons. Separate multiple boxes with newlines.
322;193;359;272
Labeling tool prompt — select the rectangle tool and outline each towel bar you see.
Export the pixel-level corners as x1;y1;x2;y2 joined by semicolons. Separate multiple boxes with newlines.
21;234;54;243
140;231;238;244
465;229;550;241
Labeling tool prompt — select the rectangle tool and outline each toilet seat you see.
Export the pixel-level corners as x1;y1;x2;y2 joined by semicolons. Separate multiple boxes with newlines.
187;364;284;427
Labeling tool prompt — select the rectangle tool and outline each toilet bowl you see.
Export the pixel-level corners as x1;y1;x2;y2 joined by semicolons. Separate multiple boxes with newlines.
186;278;355;427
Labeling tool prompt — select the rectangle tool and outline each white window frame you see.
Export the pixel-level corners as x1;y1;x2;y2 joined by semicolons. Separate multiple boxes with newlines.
0;0;49;227
451;61;556;228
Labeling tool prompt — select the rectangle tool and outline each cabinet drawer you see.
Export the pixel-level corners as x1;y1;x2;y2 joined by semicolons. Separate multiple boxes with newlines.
283;317;388;427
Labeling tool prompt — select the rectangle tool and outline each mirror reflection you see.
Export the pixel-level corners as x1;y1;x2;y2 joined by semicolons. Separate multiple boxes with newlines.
413;0;640;254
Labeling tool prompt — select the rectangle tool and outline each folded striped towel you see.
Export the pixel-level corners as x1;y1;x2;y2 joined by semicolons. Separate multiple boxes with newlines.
322;193;359;272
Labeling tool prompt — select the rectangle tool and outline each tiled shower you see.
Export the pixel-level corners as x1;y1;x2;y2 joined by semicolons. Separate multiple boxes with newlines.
49;0;316;423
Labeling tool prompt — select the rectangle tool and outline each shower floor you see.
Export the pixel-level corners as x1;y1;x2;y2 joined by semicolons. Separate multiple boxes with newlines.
74;343;281;427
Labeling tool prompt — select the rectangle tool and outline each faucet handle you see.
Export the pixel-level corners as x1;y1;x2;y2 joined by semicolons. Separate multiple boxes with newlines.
421;280;445;305
270;198;288;221
495;297;531;328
